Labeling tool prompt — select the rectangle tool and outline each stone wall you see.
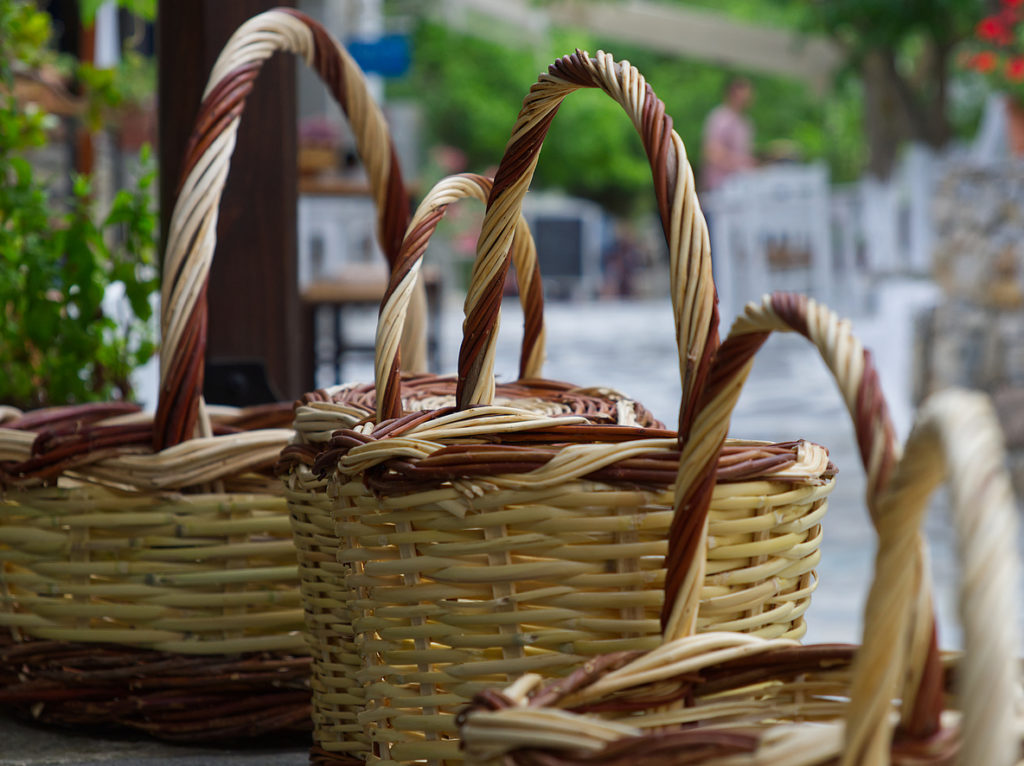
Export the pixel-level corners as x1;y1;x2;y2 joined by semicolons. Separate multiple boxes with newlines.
915;163;1024;492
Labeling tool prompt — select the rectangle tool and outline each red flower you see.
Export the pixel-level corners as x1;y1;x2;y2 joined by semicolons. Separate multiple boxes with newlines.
973;51;999;73
1008;57;1024;81
1003;0;1022;9
979;16;1009;41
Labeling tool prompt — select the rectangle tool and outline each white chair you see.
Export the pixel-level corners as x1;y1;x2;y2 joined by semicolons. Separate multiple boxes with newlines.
706;162;833;322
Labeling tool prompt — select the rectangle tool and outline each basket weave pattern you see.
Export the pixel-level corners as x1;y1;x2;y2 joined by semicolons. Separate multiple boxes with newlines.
282;171;679;761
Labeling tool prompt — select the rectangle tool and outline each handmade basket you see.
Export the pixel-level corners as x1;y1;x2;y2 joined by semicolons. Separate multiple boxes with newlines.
281;169;674;764
459;303;1023;766
0;8;420;741
280;52;838;764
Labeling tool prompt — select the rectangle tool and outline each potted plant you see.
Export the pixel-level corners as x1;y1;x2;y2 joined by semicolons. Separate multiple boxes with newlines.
961;0;1024;155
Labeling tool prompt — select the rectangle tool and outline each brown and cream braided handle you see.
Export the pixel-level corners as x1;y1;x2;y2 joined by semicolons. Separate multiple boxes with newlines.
375;172;546;422
842;389;1021;766
454;50;719;428
669;292;940;730
459;388;1022;766
157;8;410;450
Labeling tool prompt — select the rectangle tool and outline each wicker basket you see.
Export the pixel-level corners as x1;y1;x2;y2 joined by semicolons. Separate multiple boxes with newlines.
459;303;1022;766
281;169;674;763
0;16;653;741
281;52;838;764
0;8;420;741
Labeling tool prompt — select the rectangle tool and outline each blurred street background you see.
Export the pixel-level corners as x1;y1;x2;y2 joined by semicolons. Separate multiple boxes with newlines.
6;0;1024;762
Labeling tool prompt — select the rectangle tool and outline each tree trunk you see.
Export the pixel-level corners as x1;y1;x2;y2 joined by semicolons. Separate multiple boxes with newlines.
862;51;909;180
921;41;952;148
881;39;953;152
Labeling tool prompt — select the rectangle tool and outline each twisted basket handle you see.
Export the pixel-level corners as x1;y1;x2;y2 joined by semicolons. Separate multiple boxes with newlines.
842;389;1021;766
669;292;935;732
156;8;411;450
454;50;719;431
375;173;546;422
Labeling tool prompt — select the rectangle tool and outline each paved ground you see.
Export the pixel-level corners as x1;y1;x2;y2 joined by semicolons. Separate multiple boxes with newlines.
0;723;310;766
5;277;1023;763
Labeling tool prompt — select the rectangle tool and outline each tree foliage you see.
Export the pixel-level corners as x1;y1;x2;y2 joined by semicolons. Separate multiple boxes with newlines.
392;1;992;193
390;17;853;215
804;0;983;177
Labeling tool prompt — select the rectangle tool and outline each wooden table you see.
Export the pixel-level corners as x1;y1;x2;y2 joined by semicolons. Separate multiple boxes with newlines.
301;263;441;386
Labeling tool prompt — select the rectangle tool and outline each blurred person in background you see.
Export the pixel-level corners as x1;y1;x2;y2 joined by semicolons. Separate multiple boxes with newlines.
701;76;756;193
701;76;756;288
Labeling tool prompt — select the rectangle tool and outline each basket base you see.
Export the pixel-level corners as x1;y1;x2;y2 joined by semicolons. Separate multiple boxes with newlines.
310;745;363;765
0;635;312;743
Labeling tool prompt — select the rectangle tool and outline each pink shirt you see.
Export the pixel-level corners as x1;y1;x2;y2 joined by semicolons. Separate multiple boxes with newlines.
701;104;753;192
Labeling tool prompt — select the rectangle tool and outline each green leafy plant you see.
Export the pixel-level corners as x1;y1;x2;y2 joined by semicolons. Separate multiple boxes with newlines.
0;0;158;409
76;51;156;130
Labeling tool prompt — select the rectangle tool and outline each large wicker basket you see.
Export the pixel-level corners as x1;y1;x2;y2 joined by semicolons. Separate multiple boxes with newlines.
0;8;422;741
459;302;1022;766
0;12;662;741
280;51;838;764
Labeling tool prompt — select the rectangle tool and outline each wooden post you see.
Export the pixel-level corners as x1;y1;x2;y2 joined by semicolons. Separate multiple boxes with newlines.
157;0;311;401
76;18;95;176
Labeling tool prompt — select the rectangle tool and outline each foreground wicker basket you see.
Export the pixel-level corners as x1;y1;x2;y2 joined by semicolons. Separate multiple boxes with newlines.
281;51;839;764
0;8;420;741
459;311;1022;765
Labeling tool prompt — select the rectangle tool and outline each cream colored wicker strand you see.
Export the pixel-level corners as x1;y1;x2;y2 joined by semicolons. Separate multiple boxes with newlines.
3;427;292;490
375;173;546;422
159;9;416;449
724;294;898;507
842;390;1021;766
459;632;804;763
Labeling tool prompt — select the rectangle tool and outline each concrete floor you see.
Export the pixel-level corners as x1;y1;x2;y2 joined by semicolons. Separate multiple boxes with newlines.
0;716;309;765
